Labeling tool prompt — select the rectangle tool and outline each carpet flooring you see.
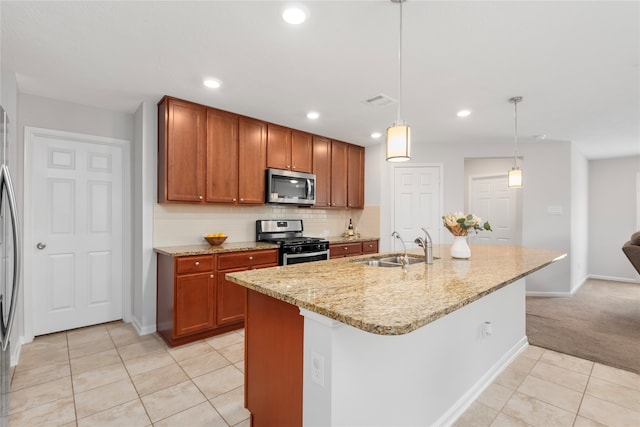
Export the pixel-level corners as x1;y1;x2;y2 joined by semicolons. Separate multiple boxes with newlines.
526;278;640;374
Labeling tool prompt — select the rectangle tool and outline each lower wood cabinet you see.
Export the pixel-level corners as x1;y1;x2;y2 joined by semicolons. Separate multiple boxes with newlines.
157;248;278;347
329;240;379;259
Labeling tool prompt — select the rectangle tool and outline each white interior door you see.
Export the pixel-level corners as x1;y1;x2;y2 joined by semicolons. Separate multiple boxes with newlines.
30;131;125;335
393;166;441;250
469;174;517;245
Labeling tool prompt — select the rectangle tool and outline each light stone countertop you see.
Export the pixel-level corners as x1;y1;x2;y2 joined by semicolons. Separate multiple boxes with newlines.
326;235;379;244
226;244;566;336
154;241;279;257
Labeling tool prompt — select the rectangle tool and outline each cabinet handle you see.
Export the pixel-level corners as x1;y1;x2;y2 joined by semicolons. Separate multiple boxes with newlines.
240;198;244;202
232;198;237;202
249;256;254;260
199;195;203;200
210;274;214;279
344;247;348;250
195;261;200;266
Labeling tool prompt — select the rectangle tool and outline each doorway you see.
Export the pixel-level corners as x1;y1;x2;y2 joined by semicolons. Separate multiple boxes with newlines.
392;165;442;250
24;127;131;338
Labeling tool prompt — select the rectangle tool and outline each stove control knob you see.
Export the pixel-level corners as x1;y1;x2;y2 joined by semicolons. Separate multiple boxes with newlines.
294;246;302;253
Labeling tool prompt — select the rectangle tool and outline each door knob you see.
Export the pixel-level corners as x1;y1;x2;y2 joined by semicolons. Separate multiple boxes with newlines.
36;242;47;250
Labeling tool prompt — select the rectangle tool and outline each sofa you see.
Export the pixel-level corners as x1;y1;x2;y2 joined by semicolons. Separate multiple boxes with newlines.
622;231;640;274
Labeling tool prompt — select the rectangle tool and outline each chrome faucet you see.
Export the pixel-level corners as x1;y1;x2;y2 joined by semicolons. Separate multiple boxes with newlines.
414;227;433;264
391;231;409;268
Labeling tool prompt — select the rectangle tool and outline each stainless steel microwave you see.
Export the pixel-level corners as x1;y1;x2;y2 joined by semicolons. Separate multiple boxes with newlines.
265;168;316;206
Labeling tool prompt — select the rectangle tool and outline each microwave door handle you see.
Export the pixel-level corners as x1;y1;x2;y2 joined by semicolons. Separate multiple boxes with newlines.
306;179;311;199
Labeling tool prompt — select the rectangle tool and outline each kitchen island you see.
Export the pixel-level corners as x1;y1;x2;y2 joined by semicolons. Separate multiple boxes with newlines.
226;244;565;427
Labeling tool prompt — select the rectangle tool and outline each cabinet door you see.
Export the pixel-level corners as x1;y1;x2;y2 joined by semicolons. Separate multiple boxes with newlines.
291;130;313;173
347;144;365;209
206;108;239;203
330;140;348;207
329;242;362;258
362;240;379;254
175;272;215;337
266;124;292;171
239;117;267;204
312;136;331;208
217;267;248;326
159;97;206;203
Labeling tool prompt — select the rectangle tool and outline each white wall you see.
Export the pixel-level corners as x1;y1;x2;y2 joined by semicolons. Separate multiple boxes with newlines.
372;139;573;294
588;155;640;282
132;102;157;334
570;145;589;291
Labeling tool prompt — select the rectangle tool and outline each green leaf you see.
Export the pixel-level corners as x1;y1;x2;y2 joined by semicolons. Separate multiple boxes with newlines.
483;222;492;231
466;214;473;220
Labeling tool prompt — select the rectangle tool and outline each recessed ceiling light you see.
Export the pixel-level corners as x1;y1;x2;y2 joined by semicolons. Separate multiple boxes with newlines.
282;6;307;25
371;132;382;139
203;79;221;89
306;111;319;120
457;109;471;117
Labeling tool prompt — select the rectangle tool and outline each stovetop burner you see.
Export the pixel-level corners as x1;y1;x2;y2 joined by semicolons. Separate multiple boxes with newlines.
263;237;325;246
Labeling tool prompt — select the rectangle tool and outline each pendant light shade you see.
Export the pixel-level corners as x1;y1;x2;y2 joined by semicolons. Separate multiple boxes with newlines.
386;0;410;162
386;124;411;162
508;96;523;188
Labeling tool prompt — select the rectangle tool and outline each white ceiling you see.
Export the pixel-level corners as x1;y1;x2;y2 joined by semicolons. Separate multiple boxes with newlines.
1;1;639;159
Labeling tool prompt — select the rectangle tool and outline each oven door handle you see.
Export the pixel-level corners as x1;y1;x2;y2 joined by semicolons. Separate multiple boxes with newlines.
284;250;328;260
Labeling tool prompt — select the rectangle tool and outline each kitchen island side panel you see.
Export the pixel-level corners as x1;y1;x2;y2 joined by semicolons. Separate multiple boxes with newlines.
302;279;527;427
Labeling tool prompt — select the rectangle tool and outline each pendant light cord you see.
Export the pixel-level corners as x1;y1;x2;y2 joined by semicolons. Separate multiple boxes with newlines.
513;99;518;167
397;0;403;125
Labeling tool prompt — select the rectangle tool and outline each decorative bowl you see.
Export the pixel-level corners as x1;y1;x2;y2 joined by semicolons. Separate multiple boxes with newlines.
204;236;227;246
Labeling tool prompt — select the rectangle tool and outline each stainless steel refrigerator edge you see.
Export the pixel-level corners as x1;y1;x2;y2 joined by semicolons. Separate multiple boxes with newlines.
0;105;21;427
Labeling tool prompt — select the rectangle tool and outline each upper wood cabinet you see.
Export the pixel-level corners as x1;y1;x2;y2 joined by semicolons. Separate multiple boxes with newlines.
158;97;207;203
347;144;365;208
238;117;267;204
290;130;313;173
312;136;331;208
158;96;364;207
267;127;312;173
206;108;239;203
330;140;348;208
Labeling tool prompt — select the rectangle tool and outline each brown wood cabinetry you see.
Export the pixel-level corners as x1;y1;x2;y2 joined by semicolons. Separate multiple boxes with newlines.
206;108;238;203
347;144;365;209
329;240;379;259
158;97;207;203
156;248;277;347
246;289;303;427
330;140;348;208
216;250;278;326
291;130;313;173
312;136;331;208
159;96;363;208
239;117;267;204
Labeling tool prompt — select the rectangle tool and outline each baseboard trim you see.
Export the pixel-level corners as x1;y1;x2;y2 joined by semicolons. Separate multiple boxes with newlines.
526;291;572;297
131;317;157;336
587;274;640;284
436;336;529;427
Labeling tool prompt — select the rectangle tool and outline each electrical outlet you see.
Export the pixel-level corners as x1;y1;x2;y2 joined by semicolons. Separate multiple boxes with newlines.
311;351;325;387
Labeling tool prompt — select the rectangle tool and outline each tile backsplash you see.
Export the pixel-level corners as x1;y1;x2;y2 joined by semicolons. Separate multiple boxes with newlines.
153;204;380;247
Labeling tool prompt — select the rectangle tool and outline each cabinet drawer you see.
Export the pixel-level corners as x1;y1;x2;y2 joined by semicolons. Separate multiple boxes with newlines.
176;255;214;274
218;249;279;270
330;242;362;257
362;240;379;254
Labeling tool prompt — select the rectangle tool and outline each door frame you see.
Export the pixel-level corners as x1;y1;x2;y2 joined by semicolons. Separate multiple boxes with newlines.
389;163;443;250
23;126;132;342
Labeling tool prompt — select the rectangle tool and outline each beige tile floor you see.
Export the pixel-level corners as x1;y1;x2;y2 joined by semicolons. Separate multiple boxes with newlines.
9;321;640;427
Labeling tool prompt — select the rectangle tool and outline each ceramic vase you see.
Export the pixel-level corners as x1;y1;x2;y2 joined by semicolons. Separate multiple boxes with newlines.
450;235;471;259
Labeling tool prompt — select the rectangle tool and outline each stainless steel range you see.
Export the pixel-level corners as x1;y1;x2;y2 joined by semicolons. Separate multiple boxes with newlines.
256;219;329;265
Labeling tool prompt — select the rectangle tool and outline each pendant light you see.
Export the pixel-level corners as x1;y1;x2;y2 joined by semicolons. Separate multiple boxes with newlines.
508;96;523;188
386;0;410;162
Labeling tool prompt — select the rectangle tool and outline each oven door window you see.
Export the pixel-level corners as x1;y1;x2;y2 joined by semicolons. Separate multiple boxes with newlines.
283;251;329;265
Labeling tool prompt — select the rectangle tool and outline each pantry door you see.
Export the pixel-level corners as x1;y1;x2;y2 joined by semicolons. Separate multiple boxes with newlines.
26;127;130;336
393;166;442;250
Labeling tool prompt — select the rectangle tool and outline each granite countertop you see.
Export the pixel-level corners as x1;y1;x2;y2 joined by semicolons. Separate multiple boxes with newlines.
226;244;566;336
154;241;280;257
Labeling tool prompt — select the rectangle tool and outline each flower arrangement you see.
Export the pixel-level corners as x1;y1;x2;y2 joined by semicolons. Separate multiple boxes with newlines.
442;212;492;236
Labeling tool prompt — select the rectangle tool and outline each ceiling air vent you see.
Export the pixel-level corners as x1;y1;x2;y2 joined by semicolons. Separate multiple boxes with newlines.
363;94;396;107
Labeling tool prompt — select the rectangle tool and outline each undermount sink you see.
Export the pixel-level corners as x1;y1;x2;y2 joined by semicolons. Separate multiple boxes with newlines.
353;255;435;267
